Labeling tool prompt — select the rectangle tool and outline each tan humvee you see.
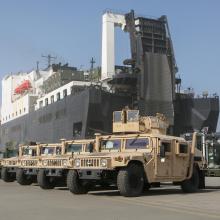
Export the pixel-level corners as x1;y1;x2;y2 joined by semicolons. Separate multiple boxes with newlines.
1;148;19;182
67;109;204;197
16;144;39;185
37;139;94;189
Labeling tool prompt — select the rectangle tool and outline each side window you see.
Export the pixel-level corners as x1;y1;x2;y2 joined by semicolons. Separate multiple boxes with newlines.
179;144;188;154
101;139;121;150
56;146;62;155
125;138;149;149
161;142;171;153
113;111;121;122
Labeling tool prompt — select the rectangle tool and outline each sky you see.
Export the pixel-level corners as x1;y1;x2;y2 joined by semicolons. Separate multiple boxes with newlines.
0;0;219;128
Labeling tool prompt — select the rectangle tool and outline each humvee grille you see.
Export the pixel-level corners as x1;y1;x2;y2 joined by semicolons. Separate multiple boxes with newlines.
47;159;62;167
80;158;100;167
22;160;38;167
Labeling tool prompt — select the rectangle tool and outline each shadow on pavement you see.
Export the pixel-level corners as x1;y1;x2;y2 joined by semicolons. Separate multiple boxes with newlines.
89;187;220;197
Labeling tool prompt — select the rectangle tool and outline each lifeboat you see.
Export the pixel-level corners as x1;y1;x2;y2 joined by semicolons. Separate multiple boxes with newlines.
14;80;32;94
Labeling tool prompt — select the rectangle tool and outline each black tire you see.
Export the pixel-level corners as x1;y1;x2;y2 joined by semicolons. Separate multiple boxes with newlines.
198;170;205;189
16;168;32;185
37;169;55;189
181;167;199;193
67;170;88;194
1;167;14;182
117;163;144;197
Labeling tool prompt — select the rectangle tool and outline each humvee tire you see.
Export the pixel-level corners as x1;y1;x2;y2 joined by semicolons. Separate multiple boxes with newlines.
1;167;14;182
67;170;88;194
117;163;144;197
37;169;55;189
181;167;199;193
16;168;32;185
198;170;205;189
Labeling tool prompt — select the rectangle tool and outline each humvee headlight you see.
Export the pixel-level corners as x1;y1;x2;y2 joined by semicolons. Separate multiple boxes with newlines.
42;160;48;166
75;159;80;167
63;160;68;166
100;159;107;167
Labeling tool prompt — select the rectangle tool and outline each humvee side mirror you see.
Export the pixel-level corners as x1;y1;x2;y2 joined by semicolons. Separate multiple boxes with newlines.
160;145;165;158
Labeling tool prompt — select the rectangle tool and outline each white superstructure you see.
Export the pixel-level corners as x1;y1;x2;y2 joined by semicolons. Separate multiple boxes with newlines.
1;67;90;125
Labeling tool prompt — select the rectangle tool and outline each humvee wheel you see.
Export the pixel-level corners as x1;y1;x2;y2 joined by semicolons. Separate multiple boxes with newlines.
117;163;144;197
37;169;55;189
1;167;14;182
67;170;88;194
198;170;205;189
16;168;32;185
181;167;199;193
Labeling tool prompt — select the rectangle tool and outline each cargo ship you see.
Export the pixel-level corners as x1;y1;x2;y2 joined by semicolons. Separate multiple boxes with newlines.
0;10;219;148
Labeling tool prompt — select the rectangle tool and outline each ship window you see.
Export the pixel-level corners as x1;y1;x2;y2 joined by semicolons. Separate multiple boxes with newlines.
63;89;67;98
71;86;74;94
45;98;48;106
101;139;121;150
39;101;43;108
51;95;54;103
57;92;60;101
125;138;149;149
73;122;82;137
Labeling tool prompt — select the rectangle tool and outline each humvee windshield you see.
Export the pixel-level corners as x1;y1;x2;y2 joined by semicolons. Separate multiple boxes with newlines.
127;110;139;122
66;144;82;153
125;138;149;149
101;139;121;150
22;147;36;156
7;150;18;158
41;146;61;155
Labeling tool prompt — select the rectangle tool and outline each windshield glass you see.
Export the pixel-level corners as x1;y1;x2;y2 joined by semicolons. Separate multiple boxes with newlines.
101;139;121;150
127;110;139;122
66;144;82;153
22;147;36;156
113;111;121;122
41;146;61;155
7;150;18;158
125;138;149;149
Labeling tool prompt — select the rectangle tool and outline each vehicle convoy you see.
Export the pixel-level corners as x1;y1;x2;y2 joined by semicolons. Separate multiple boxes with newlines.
67;109;205;197
37;139;94;189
